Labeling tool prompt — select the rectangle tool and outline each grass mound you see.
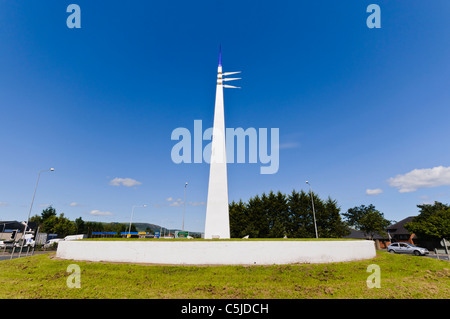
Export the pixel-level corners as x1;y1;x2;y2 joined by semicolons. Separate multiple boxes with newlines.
0;251;448;299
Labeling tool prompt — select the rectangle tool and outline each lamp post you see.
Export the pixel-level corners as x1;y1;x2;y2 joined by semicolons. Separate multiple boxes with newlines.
183;182;188;231
306;181;318;238
128;204;148;237
19;168;54;257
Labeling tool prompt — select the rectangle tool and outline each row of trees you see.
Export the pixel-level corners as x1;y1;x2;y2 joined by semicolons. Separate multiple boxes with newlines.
229;190;393;239
30;206;136;238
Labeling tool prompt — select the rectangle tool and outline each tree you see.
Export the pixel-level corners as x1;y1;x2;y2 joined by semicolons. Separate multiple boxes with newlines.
244;194;267;238
40;211;76;237
30;206;57;228
319;197;350;238
41;206;57;221
41;215;58;234
405;201;450;240
229;200;247;238
29;214;42;226
53;213;76;237
74;217;86;234
266;191;289;238
343;204;392;239
286;190;315;238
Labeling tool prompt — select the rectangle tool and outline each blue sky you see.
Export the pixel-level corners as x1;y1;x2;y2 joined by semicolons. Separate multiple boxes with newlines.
1;1;450;232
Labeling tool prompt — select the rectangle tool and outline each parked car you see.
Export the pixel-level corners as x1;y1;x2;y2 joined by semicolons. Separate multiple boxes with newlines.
0;241;14;249
43;238;65;249
387;242;429;256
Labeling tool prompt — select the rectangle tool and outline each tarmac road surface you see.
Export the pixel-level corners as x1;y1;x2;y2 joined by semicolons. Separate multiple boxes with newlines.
0;250;53;261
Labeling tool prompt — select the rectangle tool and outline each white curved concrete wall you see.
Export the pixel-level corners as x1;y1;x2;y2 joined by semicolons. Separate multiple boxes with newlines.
56;240;376;265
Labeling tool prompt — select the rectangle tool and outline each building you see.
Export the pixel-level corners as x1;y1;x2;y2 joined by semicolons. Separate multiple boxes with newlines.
386;216;417;245
343;228;390;249
343;216;420;249
0;220;37;241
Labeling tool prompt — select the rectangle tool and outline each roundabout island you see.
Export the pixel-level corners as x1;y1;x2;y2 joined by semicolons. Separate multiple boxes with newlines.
57;53;376;266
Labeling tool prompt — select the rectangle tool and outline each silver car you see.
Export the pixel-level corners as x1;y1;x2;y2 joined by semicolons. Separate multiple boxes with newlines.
387;242;429;256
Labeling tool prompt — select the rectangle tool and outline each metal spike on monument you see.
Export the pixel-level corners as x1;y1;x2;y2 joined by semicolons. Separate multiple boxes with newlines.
222;71;241;76
204;47;241;239
222;78;241;82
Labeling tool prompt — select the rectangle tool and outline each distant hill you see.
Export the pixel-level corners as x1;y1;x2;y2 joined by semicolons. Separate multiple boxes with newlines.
133;223;170;233
109;222;202;237
142;223;203;238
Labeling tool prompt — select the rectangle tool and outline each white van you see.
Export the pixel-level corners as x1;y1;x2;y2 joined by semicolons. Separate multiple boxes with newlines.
14;234;35;247
43;238;64;249
64;234;86;241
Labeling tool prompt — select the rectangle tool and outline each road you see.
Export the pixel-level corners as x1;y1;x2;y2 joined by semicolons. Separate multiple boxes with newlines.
425;253;449;261
0;250;53;261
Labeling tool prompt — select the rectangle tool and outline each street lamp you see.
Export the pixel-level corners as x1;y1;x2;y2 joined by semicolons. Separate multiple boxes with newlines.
128;204;148;237
183;182;188;231
19;168;55;257
306;181;319;238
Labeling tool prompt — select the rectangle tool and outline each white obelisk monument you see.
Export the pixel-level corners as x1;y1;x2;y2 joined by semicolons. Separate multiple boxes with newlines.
204;49;240;239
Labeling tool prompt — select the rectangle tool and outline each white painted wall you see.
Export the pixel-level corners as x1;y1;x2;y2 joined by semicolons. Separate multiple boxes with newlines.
56;240;376;265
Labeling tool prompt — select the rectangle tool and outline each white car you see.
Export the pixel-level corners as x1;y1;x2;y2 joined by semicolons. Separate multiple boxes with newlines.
0;241;13;248
387;242;429;256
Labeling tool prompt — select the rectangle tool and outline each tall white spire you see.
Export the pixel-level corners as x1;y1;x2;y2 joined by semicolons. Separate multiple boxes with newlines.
204;48;240;239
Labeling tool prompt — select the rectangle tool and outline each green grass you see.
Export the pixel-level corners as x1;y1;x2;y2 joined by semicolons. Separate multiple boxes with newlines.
0;251;449;299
